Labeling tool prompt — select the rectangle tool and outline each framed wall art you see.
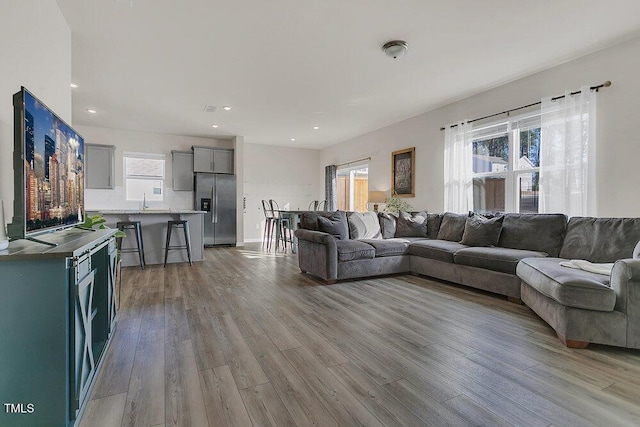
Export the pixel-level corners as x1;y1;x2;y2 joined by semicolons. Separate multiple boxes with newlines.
391;147;415;197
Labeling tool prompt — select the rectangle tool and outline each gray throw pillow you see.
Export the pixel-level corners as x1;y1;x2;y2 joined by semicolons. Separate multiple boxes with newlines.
395;211;429;238
318;212;348;240
427;213;443;239
634;241;640;259
378;212;397;239
436;212;467;241
460;213;504;247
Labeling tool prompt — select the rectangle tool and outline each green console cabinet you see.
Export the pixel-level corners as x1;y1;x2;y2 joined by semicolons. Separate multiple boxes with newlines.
0;228;118;427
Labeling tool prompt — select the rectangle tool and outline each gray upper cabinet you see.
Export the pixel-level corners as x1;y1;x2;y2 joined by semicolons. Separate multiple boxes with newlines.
172;150;194;191
192;146;234;174
86;144;115;189
193;146;215;173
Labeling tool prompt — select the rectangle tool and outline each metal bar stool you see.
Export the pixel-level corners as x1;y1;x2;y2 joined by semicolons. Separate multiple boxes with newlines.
116;221;145;269
262;199;275;250
164;220;192;267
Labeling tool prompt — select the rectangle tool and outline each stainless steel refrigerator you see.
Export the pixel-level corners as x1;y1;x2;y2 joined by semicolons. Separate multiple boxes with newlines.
195;173;237;246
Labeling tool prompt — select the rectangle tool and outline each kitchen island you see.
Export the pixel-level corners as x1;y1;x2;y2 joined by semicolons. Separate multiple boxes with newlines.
89;210;206;267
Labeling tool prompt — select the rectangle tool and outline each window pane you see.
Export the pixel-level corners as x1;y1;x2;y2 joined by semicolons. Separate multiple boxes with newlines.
519;127;540;168
472;136;509;173
336;167;368;211
519;172;539;213
473;176;505;214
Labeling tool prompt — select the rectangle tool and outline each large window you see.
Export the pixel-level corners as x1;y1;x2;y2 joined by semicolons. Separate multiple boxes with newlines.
124;152;165;202
471;115;540;214
337;165;368;212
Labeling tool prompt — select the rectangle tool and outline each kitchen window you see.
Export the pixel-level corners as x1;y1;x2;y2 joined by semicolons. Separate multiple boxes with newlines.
124;152;165;202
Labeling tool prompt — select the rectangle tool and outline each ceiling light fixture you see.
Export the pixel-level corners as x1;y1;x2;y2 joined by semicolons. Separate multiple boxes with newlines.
290;138;296;142
211;124;219;128
313;126;319;130
87;109;97;114
382;40;408;59
70;83;78;88
222;106;232;111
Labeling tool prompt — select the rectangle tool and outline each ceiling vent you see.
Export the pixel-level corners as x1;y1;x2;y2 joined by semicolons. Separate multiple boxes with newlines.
203;105;217;113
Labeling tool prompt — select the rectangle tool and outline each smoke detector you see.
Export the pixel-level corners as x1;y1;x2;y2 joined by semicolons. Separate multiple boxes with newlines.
382;40;408;59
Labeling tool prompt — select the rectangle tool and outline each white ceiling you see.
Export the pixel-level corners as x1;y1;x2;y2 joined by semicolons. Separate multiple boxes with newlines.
56;0;640;149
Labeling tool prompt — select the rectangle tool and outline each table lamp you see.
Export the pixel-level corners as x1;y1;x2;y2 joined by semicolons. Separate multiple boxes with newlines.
368;191;387;212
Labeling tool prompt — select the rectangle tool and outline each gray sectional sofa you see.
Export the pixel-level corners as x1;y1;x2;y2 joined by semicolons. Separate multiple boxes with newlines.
294;211;640;349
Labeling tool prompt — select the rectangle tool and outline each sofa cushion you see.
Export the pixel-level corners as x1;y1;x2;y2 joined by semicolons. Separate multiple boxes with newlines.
460;214;504;247
347;211;381;239
454;247;548;275
498;213;567;257
335;240;375;262
635;241;640;259
396;211;429;238
427;213;443;239
317;213;348;240
408;240;468;263
559;217;640;262
360;238;412;257
378;213;397;239
516;257;615;312
437;212;467;242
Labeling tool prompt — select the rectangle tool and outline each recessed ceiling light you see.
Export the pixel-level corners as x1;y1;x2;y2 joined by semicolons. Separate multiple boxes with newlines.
211;124;219;128
87;109;97;114
70;83;78;88
313;126;319;130
291;138;296;142
222;106;232;111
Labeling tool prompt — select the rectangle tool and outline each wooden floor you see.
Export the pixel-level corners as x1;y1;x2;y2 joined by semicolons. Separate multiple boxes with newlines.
81;244;640;427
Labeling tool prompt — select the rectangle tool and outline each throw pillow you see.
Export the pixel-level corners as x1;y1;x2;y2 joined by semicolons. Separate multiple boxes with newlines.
436;212;467;242
378;212;397;239
634;241;640;259
395;211;429;238
460;213;505;247
317;212;348;240
426;213;443;239
347;211;382;239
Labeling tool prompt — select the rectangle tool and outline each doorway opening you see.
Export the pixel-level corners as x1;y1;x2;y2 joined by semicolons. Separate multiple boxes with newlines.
337;165;369;212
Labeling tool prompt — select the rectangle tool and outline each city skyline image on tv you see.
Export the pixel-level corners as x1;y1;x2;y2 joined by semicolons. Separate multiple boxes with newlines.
23;89;84;233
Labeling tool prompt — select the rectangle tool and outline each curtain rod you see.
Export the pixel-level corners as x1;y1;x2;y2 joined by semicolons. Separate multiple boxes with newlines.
337;156;371;167
439;80;611;131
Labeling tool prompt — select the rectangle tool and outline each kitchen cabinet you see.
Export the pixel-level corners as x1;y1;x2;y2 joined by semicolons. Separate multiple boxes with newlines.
86;144;115;189
0;228;118;427
171;150;194;191
192;146;234;174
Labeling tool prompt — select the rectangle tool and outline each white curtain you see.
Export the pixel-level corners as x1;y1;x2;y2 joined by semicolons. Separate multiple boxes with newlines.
539;86;597;216
444;122;473;213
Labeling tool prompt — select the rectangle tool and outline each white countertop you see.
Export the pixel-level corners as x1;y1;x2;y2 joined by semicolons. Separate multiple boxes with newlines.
89;209;206;214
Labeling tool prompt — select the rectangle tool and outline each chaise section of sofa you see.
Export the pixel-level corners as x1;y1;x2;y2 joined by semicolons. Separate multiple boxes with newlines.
517;217;640;349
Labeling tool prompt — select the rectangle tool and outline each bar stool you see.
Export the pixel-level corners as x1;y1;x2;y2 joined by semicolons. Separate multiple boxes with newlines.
164;220;192;267
262;199;276;250
269;199;292;251
116;221;145;269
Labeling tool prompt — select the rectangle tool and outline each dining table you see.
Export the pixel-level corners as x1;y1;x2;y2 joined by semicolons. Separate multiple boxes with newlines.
274;210;320;254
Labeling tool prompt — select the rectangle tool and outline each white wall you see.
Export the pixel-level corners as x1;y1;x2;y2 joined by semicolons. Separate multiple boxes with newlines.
78;124;232;211
0;0;71;223
321;35;640;217
243;143;321;242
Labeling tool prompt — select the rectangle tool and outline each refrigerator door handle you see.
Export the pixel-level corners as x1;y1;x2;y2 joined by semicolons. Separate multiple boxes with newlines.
212;186;217;223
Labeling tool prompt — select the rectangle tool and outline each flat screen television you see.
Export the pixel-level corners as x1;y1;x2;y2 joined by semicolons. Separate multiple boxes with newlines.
8;87;85;240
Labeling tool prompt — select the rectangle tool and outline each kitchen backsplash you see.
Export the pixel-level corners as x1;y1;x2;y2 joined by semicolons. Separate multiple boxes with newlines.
85;186;194;211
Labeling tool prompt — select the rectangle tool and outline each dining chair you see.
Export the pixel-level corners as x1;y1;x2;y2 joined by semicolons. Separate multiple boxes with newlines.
316;200;327;211
262;199;275;250
269;199;292;251
308;200;319;211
